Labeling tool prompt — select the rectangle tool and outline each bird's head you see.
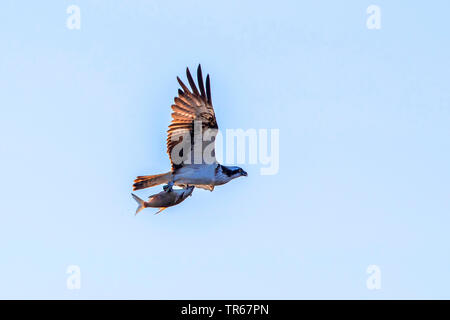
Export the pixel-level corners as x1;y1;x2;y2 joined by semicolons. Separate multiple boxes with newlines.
221;165;248;180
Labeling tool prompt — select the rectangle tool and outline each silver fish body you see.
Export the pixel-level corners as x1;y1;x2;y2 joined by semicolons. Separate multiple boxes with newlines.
132;186;194;215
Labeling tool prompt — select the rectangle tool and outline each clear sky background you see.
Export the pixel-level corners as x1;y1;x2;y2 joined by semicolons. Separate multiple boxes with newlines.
0;0;449;299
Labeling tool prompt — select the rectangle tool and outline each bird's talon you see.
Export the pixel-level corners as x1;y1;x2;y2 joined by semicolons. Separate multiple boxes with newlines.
163;182;174;192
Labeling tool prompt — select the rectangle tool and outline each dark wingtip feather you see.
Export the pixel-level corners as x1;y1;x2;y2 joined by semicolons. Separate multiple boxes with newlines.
206;74;212;104
197;65;206;100
177;76;191;94
186;67;200;95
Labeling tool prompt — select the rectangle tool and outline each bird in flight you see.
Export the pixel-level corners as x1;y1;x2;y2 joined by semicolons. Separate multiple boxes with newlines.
133;65;247;196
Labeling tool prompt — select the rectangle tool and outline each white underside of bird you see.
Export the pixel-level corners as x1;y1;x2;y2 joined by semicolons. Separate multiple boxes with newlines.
172;164;217;190
171;164;242;190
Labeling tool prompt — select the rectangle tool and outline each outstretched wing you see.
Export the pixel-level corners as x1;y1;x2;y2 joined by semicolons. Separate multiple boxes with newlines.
167;65;218;171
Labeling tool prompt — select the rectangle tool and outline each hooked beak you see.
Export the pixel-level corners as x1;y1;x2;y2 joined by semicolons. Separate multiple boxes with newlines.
242;170;248;177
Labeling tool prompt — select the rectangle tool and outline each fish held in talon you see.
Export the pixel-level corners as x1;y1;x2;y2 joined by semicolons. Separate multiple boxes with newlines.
132;186;195;215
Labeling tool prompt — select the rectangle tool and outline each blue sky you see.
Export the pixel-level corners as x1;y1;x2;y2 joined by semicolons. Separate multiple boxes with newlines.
0;0;449;299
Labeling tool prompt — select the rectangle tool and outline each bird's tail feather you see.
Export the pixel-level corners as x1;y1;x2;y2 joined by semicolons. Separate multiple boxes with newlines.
133;172;172;191
131;193;146;215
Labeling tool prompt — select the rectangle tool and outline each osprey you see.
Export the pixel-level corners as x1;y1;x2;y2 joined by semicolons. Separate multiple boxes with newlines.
133;65;247;192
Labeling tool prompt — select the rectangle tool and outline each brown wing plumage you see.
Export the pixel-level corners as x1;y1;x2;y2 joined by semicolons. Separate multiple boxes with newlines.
167;65;218;171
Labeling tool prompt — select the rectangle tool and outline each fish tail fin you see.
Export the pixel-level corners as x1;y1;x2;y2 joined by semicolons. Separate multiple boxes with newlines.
131;193;146;215
133;172;172;191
